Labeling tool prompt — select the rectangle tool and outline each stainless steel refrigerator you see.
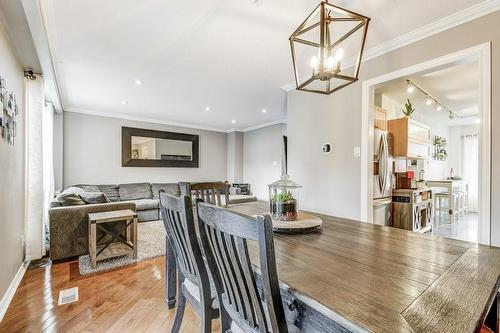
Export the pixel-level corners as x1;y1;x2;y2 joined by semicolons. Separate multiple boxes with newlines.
373;128;393;226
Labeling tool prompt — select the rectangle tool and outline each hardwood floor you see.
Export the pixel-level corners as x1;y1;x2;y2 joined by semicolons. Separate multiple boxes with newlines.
0;257;215;333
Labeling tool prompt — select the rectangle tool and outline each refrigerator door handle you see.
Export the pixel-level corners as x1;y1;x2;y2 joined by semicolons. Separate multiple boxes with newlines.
379;134;386;193
382;133;389;194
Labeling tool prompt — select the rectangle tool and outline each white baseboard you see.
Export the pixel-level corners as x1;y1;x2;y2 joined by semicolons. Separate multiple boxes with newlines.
0;259;30;322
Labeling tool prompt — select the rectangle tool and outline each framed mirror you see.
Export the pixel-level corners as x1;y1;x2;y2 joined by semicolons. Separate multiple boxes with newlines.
122;127;199;167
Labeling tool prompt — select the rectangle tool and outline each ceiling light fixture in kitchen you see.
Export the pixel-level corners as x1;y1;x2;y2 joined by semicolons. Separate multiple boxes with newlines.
406;79;461;119
289;1;370;95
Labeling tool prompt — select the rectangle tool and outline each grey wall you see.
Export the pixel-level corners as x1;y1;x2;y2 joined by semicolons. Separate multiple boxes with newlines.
227;131;244;183
287;11;500;243
53;112;64;191
0;19;26;303
63;112;228;185
243;124;285;200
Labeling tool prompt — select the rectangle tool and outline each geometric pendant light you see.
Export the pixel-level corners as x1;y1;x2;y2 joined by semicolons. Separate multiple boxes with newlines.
289;1;370;94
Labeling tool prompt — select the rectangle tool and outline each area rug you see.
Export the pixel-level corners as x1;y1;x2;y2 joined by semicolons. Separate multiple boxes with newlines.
79;220;165;275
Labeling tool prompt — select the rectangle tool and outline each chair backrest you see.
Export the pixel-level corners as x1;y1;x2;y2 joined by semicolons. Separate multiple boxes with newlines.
159;193;211;300
180;181;229;207
196;201;288;333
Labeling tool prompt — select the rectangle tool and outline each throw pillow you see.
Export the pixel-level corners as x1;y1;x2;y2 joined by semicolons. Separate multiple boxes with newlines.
79;192;110;204
97;185;121;202
56;187;86;206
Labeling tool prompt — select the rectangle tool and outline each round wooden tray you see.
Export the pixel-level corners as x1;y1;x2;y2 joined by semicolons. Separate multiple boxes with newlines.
256;212;323;234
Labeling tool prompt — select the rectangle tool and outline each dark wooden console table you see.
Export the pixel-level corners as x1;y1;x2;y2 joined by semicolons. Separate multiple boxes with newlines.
165;201;500;332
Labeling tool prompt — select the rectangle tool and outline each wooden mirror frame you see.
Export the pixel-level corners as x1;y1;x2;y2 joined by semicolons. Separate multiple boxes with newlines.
122;127;199;167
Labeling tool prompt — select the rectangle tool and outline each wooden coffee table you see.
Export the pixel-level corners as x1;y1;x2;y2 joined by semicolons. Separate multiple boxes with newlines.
88;209;138;269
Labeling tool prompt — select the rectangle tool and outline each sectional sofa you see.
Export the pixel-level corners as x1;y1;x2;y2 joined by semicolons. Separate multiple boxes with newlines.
49;182;257;261
49;182;180;260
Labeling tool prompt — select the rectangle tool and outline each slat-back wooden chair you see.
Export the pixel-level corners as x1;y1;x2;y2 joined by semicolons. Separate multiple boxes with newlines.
159;192;218;333
196;200;289;333
180;181;230;207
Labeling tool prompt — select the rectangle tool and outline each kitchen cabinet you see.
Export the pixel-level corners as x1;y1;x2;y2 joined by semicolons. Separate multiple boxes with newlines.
374;106;387;130
388;117;431;159
392;188;433;232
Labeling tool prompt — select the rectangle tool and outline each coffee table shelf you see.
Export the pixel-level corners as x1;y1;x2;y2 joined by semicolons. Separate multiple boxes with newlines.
88;209;138;269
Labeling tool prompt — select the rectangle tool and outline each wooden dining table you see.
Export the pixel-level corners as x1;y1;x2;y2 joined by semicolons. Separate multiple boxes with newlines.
164;201;500;333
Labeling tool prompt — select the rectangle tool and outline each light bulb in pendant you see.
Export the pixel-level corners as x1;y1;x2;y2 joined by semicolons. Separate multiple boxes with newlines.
335;48;344;62
407;84;415;93
326;56;335;70
310;56;319;69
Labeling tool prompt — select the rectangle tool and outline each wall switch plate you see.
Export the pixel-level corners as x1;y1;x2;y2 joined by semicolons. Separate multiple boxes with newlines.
353;146;361;157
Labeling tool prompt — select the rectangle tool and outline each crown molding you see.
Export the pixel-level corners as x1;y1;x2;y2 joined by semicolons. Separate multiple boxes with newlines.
281;0;500;92
66;107;287;134
65;107;230;133
239;119;287;132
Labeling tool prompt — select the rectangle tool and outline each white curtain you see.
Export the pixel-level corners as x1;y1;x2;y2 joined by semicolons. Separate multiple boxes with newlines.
42;102;54;253
462;134;479;212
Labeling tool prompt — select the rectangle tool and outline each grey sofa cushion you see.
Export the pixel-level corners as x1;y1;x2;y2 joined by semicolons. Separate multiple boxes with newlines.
81;185;101;193
56;187;86;206
119;183;153;200
98;185;121;202
79;192;110;204
151;183;180;198
132;198;159;211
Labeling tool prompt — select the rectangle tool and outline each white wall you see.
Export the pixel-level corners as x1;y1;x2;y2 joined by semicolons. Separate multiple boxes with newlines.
63;112;228;186
243;124;284;200
286;11;500;237
0;18;26;306
288;90;362;220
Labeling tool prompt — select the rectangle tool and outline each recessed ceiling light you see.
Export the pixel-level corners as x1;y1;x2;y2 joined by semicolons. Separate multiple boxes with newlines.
121;100;128;104
262;108;267;113
436;105;443;111
407;84;415;93
135;80;143;85
205;106;210;111
425;97;433;105
231;120;236;124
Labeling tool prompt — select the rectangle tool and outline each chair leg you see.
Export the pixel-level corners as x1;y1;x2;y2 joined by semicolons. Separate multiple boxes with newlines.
171;291;186;333
200;311;212;333
219;306;231;333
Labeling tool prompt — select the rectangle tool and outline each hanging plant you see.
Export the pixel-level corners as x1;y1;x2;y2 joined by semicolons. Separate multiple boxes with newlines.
402;98;416;118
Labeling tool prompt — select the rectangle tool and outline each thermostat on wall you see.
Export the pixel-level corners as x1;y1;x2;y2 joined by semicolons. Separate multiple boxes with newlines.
322;143;333;154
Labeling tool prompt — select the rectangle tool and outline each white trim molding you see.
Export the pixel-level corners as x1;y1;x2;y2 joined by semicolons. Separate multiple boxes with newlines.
0;260;30;322
66;107;287;134
281;0;500;92
360;42;492;245
239;119;287;133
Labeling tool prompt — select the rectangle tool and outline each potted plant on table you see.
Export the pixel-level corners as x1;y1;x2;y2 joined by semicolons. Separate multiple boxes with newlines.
268;175;302;222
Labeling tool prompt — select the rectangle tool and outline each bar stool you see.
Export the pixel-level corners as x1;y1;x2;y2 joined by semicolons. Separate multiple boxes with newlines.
456;191;466;217
434;192;460;224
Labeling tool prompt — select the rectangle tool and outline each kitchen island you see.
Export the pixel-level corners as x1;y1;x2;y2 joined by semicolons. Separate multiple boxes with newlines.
166;201;500;332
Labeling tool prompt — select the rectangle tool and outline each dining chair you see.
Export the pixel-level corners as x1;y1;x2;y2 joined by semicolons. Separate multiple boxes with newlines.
180;181;230;207
196;200;290;333
159;192;218;333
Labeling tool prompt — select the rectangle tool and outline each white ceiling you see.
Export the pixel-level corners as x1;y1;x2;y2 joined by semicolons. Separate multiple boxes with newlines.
376;59;479;126
41;0;486;131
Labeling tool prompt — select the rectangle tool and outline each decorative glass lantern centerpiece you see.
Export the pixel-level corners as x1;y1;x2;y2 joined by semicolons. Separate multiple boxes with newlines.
268;175;302;221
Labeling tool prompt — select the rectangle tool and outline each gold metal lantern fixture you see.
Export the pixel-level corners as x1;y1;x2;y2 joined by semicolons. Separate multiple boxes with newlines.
289;1;370;95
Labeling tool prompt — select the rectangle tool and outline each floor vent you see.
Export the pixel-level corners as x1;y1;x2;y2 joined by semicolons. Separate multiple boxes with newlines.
58;287;79;305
